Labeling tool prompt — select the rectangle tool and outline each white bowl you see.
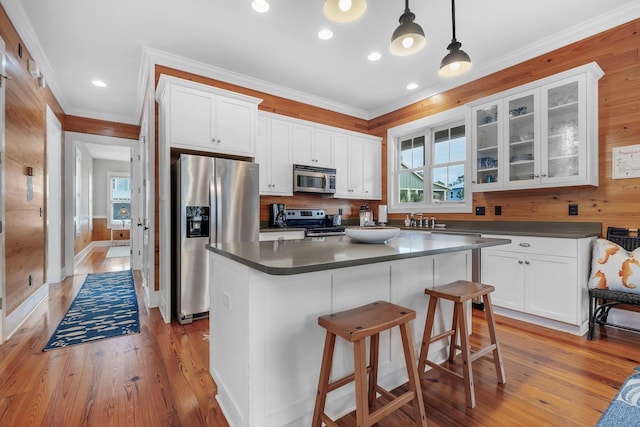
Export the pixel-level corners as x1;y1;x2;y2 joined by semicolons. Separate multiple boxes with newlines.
345;226;400;244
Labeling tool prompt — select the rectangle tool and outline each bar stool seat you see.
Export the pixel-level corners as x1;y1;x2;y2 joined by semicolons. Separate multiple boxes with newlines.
312;301;427;427
418;280;506;408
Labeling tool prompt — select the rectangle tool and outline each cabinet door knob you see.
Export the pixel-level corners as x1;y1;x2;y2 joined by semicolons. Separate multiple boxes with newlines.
472;180;476;184
525;260;530;265
534;174;539;178
541;173;547;177
518;260;524;264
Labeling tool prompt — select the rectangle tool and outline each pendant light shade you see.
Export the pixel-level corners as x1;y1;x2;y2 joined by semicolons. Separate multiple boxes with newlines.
390;0;425;56
439;0;472;77
324;0;367;24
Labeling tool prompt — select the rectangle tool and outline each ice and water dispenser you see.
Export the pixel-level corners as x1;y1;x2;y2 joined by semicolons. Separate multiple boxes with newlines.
185;206;209;238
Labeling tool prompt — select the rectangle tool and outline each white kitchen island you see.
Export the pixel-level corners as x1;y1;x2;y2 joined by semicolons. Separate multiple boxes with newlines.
206;231;510;427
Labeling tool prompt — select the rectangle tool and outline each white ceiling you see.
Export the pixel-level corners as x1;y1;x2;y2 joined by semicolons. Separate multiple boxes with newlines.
3;0;640;125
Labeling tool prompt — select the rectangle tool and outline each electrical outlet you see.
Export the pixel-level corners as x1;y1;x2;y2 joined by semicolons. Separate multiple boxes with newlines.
475;206;486;216
495;206;502;216
568;204;578;215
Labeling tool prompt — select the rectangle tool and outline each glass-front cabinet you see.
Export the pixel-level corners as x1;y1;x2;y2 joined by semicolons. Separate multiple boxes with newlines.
541;76;587;185
472;101;502;188
504;90;539;188
471;62;602;192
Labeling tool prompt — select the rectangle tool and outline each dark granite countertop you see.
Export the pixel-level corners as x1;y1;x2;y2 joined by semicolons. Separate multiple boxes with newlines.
259;227;306;233
206;231;510;275
395;220;601;238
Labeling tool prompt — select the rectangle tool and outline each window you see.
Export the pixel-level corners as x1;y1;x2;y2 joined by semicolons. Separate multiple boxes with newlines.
108;172;131;228
387;106;472;214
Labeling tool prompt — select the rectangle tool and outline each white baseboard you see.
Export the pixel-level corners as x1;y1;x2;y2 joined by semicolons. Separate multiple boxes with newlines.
5;283;49;340
73;240;111;266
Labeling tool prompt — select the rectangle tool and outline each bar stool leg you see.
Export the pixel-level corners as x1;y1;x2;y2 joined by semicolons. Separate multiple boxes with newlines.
483;293;506;384
354;338;370;427
312;331;336;427
457;302;476;408
418;295;438;376
400;322;428;427
368;333;380;411
449;302;460;362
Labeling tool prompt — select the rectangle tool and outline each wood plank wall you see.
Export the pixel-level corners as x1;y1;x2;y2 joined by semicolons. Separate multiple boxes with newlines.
91;218;130;242
1;4;141;316
1;6;65;315
368;19;640;234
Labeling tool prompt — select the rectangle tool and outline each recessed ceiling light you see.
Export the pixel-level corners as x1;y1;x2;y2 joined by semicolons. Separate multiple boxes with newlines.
318;29;334;40
92;80;107;88
251;0;269;13
367;52;382;61
406;83;419;90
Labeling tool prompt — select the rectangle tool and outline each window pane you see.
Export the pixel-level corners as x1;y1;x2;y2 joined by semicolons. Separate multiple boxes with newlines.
434;126;466;165
400;136;425;168
398;171;424;203
432;164;465;202
111;177;131;201
450;134;466;163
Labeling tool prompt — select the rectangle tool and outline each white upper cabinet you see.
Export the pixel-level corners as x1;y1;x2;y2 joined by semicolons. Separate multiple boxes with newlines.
292;124;334;167
471;62;602;192
334;133;381;200
256;114;293;196
156;75;262;157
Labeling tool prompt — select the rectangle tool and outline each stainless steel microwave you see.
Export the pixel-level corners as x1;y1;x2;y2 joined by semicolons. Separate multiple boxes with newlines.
293;164;336;195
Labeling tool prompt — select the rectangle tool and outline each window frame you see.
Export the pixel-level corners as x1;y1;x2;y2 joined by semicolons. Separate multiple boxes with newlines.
107;171;131;229
387;106;472;214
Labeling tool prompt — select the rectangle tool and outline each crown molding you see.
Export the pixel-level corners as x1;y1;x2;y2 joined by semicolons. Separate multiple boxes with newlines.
0;0;67;111
4;0;639;125
137;47;371;120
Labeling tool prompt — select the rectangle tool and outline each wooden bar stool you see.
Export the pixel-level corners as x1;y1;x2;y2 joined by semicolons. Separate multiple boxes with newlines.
312;301;427;427
417;280;506;408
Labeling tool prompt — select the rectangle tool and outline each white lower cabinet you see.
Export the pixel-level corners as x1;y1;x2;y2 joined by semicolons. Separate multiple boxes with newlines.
481;234;594;335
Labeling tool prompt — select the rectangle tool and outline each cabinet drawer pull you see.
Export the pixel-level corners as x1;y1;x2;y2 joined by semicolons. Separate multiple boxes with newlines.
519;243;531;247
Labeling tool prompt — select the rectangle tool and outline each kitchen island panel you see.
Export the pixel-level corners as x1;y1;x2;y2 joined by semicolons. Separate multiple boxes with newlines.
210;247;474;426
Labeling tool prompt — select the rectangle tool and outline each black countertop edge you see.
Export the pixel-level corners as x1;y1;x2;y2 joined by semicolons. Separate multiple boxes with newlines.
206;237;510;276
259;227;306;233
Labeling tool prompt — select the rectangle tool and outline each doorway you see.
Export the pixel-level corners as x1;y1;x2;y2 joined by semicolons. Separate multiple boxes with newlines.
64;132;141;275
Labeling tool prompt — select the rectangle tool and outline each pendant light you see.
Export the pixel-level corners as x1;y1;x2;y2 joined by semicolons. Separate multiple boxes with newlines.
390;0;426;56
324;0;367;24
439;0;472;77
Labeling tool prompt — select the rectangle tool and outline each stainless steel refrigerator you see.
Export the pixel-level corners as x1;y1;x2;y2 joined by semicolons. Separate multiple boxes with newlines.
172;154;259;324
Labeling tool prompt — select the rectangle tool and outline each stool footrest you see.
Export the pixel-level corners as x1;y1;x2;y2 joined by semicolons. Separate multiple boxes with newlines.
327;366;373;393
468;344;497;362
429;329;456;344
368;391;417;426
424;360;464;380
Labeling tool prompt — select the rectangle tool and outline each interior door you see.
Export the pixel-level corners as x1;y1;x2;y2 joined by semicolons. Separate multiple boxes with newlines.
0;37;7;343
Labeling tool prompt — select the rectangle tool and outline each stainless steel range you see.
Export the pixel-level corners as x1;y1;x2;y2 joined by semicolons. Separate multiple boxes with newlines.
284;209;346;237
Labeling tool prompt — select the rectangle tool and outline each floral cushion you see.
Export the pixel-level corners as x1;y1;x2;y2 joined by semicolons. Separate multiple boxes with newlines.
588;239;640;293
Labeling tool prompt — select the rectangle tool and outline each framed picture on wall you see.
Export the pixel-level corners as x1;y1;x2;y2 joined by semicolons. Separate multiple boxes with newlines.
612;144;640;179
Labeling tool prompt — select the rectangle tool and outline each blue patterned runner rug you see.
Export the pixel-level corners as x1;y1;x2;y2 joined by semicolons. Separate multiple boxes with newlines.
43;270;140;351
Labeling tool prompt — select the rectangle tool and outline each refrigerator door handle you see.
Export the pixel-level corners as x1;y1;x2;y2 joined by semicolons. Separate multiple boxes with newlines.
209;174;223;244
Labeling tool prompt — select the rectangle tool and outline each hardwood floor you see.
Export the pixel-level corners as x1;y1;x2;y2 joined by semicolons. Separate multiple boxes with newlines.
0;246;228;426
1;246;638;426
